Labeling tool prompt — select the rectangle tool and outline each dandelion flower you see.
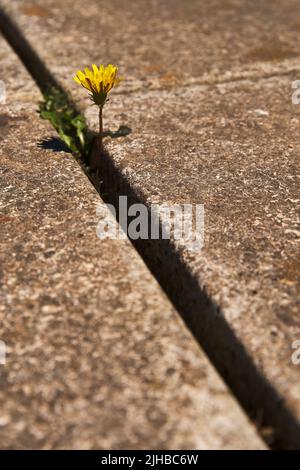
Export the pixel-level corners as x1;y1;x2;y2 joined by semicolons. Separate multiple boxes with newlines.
73;64;122;151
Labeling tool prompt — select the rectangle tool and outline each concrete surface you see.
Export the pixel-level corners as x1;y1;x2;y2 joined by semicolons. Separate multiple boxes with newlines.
1;0;298;447
0;37;266;449
4;0;300;93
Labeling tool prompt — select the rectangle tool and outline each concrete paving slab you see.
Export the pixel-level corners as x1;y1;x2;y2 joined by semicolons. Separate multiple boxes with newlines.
3;0;300;93
0;37;265;449
99;75;300;445
1;0;298;447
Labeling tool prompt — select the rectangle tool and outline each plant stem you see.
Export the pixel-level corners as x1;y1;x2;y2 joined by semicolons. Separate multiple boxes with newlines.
99;105;103;152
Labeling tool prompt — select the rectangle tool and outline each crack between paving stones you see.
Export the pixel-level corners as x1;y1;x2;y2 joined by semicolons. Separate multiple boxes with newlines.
1;7;300;450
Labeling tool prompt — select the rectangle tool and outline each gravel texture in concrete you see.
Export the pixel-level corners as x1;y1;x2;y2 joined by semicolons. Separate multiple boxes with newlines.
0;37;265;449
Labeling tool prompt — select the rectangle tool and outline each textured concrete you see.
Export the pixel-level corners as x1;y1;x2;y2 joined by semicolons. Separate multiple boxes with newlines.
1;0;298;448
0;38;266;449
4;0;300;93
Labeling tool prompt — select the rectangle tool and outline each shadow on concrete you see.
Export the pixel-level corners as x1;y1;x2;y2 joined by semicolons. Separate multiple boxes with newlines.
104;125;132;139
2;4;299;449
37;137;72;153
98;146;300;450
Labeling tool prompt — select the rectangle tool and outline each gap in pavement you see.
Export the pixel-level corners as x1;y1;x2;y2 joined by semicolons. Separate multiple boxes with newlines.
1;8;299;449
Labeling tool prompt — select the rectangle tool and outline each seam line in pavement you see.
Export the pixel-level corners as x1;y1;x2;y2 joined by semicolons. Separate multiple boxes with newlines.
1;6;299;449
114;67;300;97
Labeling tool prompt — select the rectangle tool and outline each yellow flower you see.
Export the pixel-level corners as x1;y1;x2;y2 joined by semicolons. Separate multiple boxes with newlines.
73;64;122;106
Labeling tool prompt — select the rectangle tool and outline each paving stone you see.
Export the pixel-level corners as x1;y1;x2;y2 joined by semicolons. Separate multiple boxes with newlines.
1;0;298;447
0;36;266;449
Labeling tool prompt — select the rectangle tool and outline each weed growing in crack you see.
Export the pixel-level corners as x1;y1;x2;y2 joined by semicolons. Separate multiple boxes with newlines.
38;87;90;158
37;86;103;191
